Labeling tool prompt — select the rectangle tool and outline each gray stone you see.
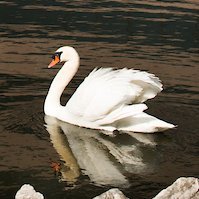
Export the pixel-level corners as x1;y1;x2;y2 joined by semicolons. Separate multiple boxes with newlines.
153;177;199;199
93;188;129;199
15;184;44;199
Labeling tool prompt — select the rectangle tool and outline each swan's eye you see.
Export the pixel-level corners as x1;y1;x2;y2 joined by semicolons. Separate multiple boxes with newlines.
52;51;63;60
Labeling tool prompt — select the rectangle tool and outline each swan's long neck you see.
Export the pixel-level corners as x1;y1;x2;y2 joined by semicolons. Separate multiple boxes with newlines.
44;52;79;116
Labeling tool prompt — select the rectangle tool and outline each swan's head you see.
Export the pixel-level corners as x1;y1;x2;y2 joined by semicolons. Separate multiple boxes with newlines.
48;46;79;68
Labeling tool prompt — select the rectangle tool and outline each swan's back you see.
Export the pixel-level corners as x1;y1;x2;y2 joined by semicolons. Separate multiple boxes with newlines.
65;68;162;124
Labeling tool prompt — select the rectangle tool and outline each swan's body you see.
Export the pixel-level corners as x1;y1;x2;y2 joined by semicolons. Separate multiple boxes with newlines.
44;46;175;133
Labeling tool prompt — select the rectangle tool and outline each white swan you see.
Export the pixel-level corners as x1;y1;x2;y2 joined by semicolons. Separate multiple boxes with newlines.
44;46;175;133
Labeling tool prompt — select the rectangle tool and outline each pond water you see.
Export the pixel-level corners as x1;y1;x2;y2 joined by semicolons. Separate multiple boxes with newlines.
0;0;198;198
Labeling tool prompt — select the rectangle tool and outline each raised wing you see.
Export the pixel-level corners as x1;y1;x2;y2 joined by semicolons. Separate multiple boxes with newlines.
65;68;162;123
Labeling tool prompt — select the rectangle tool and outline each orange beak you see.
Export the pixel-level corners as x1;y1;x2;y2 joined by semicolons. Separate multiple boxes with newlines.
48;56;60;68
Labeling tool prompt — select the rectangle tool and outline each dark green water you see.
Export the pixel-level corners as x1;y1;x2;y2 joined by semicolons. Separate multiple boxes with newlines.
0;1;198;198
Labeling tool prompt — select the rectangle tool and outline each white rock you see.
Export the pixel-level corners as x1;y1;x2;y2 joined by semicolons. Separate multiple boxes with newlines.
15;184;44;199
153;177;199;199
93;188;129;199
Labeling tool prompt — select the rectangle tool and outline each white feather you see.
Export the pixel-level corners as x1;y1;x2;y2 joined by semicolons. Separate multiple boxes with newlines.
66;68;162;120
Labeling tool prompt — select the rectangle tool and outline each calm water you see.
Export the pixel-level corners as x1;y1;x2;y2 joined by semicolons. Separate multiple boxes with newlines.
0;0;199;198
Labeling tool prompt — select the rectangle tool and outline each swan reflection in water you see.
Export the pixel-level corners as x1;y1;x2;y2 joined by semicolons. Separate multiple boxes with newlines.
45;115;158;187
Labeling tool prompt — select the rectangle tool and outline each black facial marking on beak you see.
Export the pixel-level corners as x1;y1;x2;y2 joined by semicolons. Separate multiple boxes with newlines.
52;51;63;60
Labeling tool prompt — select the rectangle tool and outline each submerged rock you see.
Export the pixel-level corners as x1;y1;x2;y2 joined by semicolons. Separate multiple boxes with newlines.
153;177;199;199
93;188;129;199
15;184;44;199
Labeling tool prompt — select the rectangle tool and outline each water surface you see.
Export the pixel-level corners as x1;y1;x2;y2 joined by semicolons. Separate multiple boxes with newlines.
0;1;198;198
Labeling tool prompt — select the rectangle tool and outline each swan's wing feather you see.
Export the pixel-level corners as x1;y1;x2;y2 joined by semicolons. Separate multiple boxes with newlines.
66;68;162;122
117;112;176;133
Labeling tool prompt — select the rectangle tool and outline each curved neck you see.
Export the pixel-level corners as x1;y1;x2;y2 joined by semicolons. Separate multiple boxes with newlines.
44;55;79;116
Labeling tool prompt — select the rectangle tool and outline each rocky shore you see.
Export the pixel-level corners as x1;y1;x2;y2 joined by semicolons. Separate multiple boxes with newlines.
15;177;199;199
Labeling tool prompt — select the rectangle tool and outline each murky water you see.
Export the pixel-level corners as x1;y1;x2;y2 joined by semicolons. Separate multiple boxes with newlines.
0;0;198;198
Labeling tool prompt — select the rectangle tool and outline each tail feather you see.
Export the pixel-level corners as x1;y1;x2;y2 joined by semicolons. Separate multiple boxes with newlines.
117;112;175;133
